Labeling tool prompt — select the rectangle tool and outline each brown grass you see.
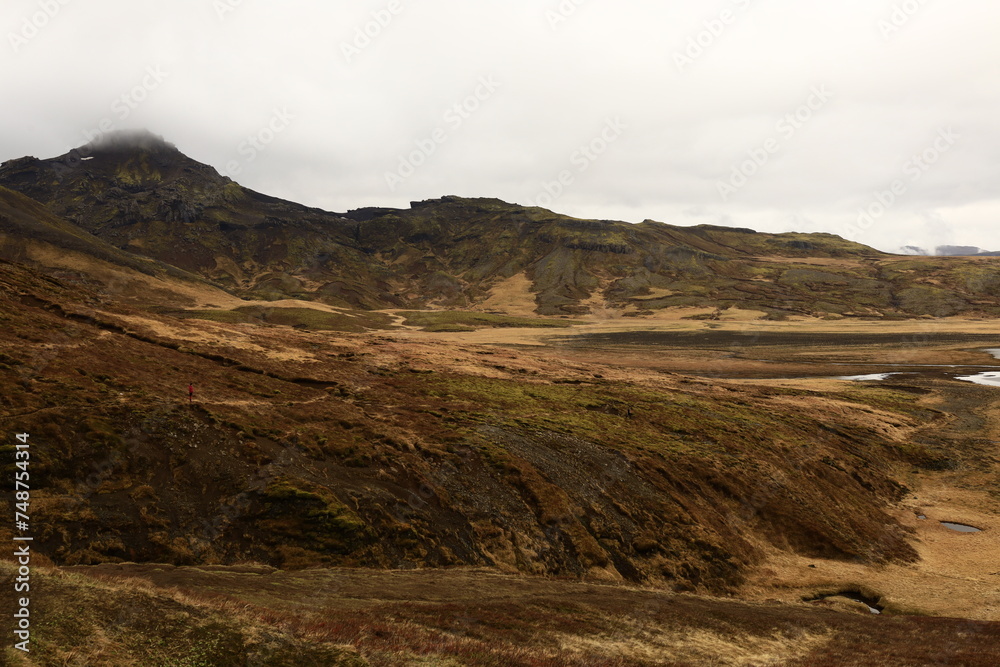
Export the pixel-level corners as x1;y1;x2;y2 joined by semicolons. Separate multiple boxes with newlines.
54;564;1000;666
7;257;1000;664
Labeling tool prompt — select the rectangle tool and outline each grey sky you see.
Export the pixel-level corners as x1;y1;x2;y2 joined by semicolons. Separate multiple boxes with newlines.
3;0;998;253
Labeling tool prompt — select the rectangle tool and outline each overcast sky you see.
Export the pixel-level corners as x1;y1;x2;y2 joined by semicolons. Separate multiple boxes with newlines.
3;0;998;253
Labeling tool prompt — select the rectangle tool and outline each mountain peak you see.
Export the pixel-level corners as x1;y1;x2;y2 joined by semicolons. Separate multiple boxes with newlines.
82;129;178;155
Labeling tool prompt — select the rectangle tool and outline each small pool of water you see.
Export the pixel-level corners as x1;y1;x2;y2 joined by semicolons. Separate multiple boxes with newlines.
955;350;1000;385
941;521;982;533
838;373;908;382
956;372;1000;387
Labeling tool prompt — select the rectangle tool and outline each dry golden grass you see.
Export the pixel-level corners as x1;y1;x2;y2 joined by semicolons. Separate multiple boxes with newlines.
750;256;866;269
47;563;1000;666
25;241;239;309
388;312;1000;349
111;313;323;362
473;272;540;316
556;623;832;666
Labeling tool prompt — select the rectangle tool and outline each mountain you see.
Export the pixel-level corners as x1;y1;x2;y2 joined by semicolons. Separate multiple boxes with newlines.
935;245;1000;257
899;245;1000;257
6;132;1000;319
0;182;235;309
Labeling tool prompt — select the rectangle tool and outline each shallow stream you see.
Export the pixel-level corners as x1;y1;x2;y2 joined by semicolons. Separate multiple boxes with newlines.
830;348;1000;387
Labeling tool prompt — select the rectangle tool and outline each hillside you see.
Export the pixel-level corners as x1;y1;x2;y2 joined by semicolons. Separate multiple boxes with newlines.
4;134;1000;664
0;183;237;310
4;132;1000;318
5;237;1000;664
0;255;930;588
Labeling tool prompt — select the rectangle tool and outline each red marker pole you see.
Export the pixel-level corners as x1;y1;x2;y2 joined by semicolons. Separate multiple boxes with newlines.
188;383;194;404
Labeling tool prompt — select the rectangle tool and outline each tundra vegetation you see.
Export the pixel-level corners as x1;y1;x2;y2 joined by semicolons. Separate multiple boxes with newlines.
2;134;1000;665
